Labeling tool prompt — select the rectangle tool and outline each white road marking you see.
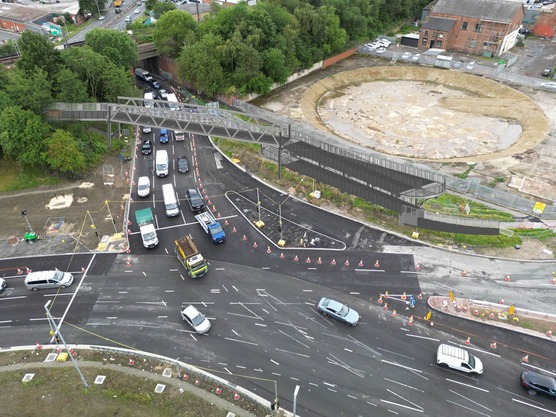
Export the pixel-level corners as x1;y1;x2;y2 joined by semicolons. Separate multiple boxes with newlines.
323;381;336;387
106;316;117;319
406;334;439;341
190;334;197;341
449;389;491;409
271;359;279;366
512;398;556;415
381;360;422;373
384;378;424;393
255;323;267;327
236;365;246;369
380;400;423;413
0;296;26;301
309;382;318;387
447;380;489;392
225;337;258;346
347;394;358;400
165;290;174;293
445;400;490;417
142;271;147;276
169;268;178;272
387;388;423;410
274;348;310;358
224;368;232;374
272;372;281;376
215;268;225;271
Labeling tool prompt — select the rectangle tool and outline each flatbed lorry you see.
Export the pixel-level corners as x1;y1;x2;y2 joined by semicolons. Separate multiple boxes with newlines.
195;211;225;244
175;235;208;278
135;68;153;82
135;208;158;249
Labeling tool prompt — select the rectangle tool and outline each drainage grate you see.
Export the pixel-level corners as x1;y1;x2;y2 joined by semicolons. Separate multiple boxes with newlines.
44;353;58;362
162;368;173;378
22;373;35;382
94;375;106;385
154;384;166;393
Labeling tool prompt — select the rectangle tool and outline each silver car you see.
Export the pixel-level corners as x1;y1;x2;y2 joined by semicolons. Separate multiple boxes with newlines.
24;270;74;291
180;305;211;334
317;297;359;326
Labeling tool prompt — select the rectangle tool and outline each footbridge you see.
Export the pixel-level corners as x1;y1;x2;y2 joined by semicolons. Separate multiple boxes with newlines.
44;97;498;234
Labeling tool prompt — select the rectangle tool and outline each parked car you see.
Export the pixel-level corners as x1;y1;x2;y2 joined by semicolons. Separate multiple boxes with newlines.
542;69;551;77
401;52;412;60
412;53;421;61
177;155;189;173
152;80;161;89
141;139;152;155
159;89;168;99
541;81;556;91
317;297;359;326
376;47;386;54
0;277;6;292
521;371;556;398
180;305;211;334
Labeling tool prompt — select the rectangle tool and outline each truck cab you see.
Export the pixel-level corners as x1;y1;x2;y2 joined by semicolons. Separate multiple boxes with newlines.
195;211;225;244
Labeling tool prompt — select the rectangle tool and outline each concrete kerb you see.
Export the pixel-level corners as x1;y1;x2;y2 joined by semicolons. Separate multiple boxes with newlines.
0;344;289;417
428;296;556;342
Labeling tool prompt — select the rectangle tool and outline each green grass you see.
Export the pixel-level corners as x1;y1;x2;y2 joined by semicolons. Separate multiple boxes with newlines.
0;160;62;192
422;193;514;221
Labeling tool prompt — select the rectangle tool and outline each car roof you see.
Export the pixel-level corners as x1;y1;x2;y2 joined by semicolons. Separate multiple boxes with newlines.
183;305;200;317
525;371;556;388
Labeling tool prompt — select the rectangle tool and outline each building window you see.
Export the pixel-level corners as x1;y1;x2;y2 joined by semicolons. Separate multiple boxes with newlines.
433;31;437;37
474;23;482;32
461;21;468;30
424;30;429;36
437;40;442;48
470;39;477;48
422;38;428;45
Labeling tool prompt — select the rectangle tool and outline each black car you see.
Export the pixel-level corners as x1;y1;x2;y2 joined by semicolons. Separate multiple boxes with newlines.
521;370;556;398
542;69;551;77
177;155;189;173
152;80;161;89
186;188;204;212
141;139;153;155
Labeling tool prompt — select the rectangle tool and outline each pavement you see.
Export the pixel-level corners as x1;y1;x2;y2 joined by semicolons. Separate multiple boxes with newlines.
427;295;556;343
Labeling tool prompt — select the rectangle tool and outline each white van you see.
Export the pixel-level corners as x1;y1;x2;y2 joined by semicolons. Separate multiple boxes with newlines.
144;91;154;108
436;344;483;375
155;150;169;177
25;270;74;291
137;176;150;197
162;183;180;217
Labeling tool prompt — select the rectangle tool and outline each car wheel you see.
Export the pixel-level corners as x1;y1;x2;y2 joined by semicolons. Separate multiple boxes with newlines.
61;285;67;289
322;311;327;316
439;363;449;368
527;389;537;396
32;287;39;291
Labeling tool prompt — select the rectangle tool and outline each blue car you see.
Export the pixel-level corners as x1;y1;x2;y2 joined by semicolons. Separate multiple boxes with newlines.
159;129;168;144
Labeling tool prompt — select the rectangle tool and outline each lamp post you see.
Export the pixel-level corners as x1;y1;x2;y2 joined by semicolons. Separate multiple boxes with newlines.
44;301;89;388
293;385;300;417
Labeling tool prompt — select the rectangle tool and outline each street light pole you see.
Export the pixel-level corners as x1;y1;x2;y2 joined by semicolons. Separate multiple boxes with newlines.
293;385;300;417
44;301;89;389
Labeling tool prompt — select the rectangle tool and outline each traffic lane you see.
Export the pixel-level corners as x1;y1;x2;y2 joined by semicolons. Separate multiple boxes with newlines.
0;253;95;278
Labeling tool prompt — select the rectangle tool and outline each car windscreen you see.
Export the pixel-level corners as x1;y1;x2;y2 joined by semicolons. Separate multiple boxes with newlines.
338;305;349;317
190;313;205;326
52;271;65;282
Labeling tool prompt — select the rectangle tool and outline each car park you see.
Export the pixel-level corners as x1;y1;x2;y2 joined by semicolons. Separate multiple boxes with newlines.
401;52;412;60
186;188;204;212
141;139;152;155
159;89;168;99
177;155;189;173
24;270;74;291
180;305;211;334
521;370;556;397
317;297;359;326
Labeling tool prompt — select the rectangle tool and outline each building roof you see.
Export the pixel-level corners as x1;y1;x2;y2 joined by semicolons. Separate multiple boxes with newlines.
432;0;522;23
422;16;456;31
0;4;49;22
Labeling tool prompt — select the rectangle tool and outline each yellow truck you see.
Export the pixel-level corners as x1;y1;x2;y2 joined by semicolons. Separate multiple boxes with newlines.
175;235;208;279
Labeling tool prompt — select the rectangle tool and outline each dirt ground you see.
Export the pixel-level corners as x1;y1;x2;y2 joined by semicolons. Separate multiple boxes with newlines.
0;155;130;256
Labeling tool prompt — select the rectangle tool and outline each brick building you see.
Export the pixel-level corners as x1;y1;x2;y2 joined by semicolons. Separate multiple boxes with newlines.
420;0;524;57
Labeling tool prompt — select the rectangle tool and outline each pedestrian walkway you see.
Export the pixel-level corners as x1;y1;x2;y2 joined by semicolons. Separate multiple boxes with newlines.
428;295;556;342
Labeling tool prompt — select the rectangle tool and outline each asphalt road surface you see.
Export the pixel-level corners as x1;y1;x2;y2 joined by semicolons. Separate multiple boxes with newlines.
1;95;555;416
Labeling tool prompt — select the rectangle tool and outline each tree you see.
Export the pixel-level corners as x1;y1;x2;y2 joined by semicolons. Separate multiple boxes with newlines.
79;0;107;16
231;43;263;89
43;129;87;178
16;31;61;79
85;28;138;68
152;1;176;18
262;48;290;83
178;34;225;95
99;63;136;102
153;10;197;58
0;106;51;166
6;68;53;114
54;68;90;103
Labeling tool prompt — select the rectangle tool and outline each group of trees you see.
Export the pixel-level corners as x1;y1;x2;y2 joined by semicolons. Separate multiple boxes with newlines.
0;29;140;177
152;0;429;95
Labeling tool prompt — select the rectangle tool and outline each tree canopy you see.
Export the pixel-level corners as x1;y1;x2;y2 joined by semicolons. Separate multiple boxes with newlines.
85;28;139;69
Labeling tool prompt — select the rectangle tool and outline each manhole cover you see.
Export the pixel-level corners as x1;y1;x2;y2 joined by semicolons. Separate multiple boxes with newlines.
7;235;19;246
